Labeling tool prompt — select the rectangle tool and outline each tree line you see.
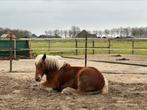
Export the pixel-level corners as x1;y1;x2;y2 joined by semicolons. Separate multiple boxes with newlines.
44;26;147;38
43;26;80;38
0;26;147;39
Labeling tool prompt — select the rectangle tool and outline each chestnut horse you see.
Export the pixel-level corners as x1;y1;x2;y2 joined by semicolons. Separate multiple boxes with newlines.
35;54;108;94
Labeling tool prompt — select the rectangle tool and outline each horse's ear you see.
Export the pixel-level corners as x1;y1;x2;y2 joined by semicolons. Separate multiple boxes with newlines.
42;54;46;60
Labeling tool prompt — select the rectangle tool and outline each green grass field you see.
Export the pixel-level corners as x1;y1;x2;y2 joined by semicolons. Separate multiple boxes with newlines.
30;39;147;56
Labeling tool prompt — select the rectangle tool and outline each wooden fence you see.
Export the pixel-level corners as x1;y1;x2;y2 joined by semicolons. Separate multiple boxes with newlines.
1;38;147;72
27;38;147;56
1;38;147;58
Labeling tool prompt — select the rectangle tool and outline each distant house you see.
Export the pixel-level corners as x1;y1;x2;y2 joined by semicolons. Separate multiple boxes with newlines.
38;35;61;38
76;30;97;38
1;34;8;38
0;33;16;39
38;35;50;38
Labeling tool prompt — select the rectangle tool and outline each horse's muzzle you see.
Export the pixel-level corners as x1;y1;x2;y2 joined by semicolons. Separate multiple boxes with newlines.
35;77;41;82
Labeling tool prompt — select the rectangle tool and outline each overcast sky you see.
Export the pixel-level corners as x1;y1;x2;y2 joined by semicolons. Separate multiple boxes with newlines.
0;0;147;35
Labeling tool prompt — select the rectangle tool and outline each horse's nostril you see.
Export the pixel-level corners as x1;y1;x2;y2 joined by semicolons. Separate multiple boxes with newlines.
35;77;41;82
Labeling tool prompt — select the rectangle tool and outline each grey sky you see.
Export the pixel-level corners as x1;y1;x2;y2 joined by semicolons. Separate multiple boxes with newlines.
0;0;147;35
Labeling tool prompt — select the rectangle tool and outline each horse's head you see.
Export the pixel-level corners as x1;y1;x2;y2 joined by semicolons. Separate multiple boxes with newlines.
35;54;47;82
34;54;66;82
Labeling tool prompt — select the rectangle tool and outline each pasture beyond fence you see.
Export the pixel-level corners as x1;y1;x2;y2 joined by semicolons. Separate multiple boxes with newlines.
1;38;147;58
29;38;147;56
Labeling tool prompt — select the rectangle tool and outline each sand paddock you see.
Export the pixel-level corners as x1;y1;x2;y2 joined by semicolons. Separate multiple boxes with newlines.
0;54;147;110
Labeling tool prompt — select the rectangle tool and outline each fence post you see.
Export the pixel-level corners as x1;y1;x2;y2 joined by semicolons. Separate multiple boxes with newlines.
85;32;88;67
9;37;13;72
92;40;95;54
29;38;32;58
132;40;134;54
75;39;78;55
108;39;111;54
48;40;50;51
14;39;16;59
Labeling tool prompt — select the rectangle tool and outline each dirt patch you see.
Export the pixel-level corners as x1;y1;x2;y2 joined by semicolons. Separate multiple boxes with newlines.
68;54;147;65
0;73;147;110
0;55;147;110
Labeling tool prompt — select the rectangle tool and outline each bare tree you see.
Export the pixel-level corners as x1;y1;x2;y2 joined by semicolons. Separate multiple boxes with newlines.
70;26;80;38
97;31;103;37
68;30;72;38
118;27;124;37
110;29;115;37
63;30;68;38
93;30;98;34
44;30;53;36
53;29;60;37
132;28;144;37
123;28;129;37
59;30;64;37
104;29;110;37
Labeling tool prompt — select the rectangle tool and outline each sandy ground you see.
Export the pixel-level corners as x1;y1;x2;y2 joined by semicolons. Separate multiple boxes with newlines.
0;54;147;110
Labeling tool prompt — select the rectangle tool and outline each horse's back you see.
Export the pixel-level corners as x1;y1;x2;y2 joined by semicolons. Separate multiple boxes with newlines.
58;64;82;89
58;64;105;93
77;67;105;92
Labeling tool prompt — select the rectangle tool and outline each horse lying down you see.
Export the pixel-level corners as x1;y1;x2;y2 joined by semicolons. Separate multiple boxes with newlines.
35;54;108;95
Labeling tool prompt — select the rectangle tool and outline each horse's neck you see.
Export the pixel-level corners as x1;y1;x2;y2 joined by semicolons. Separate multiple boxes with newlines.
45;70;58;81
60;63;71;69
45;63;71;82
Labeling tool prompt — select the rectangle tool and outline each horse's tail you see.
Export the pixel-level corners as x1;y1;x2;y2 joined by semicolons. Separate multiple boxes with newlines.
101;76;108;94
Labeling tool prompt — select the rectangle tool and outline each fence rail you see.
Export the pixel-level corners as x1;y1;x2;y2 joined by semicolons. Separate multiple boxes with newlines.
1;38;147;72
29;38;147;55
1;38;147;57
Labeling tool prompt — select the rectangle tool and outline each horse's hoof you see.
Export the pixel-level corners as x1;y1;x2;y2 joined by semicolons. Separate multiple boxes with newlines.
45;88;53;93
61;90;71;95
61;87;77;95
38;84;53;92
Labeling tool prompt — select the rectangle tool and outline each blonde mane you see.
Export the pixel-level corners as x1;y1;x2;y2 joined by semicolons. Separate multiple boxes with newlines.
35;54;66;70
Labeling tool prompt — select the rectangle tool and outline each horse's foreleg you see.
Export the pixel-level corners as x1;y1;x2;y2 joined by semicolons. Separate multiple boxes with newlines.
41;81;50;87
61;87;78;95
39;81;53;92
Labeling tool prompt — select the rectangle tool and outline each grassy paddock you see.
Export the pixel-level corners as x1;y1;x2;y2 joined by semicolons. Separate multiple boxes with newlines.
30;39;147;56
